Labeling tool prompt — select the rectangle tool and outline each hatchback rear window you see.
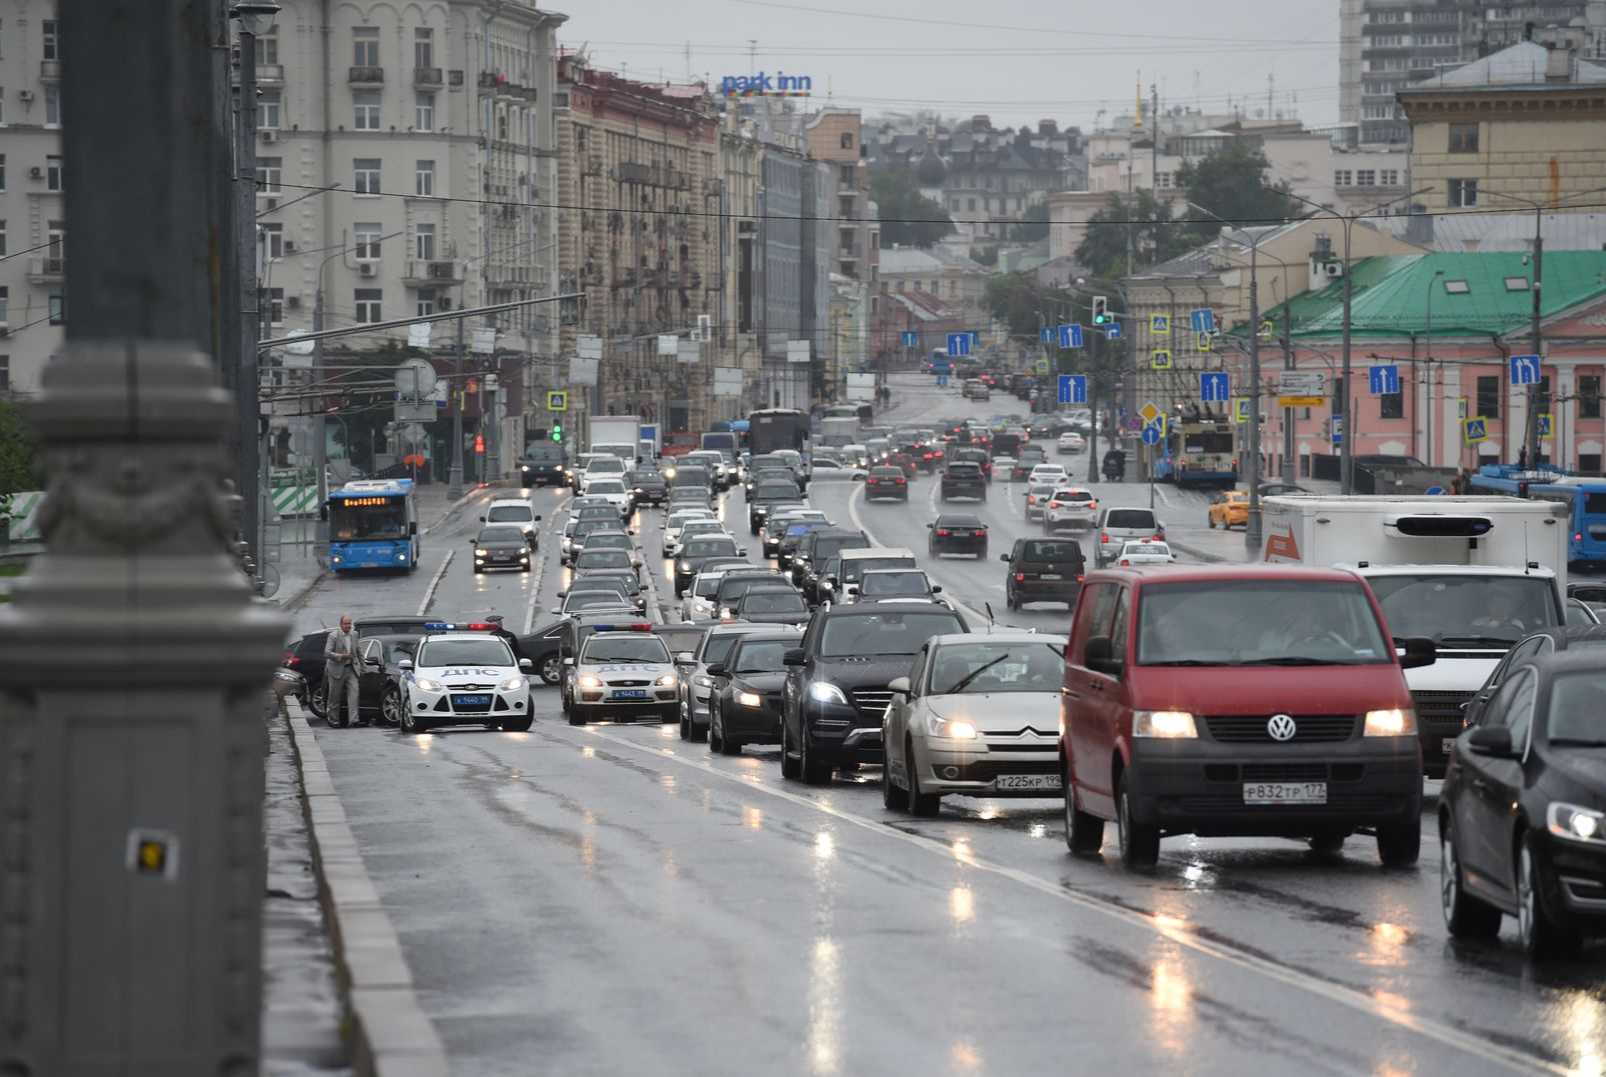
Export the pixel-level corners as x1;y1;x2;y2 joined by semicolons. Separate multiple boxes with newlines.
1105;509;1158;529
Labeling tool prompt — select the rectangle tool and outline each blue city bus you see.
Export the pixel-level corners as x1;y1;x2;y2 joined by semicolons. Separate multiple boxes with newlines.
1152;418;1239;488
1467;465;1606;565
327;479;421;573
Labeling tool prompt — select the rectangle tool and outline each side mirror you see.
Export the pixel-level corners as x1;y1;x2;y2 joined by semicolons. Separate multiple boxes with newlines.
550;607;561;615
845;585;859;596
782;647;807;667
398;658;414;670
1399;637;1437;670
931;585;942;593
478;515;486;522
533;515;543;522
888;675;911;695
409;522;418;536
737;548;748;557
705;664;729;678
675;651;695;664
364;656;382;667
927;522;935;529
518;658;533;671
469;539;477;545
999;553;1011;562
562;657;575;667
1467;725;1515;758
1083;634;1122;677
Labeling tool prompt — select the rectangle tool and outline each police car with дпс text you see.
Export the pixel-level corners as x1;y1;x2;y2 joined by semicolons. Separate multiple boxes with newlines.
565;624;680;726
397;622;533;733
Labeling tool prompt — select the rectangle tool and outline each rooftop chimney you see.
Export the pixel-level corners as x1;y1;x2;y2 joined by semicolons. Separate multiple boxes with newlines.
1038;119;1058;135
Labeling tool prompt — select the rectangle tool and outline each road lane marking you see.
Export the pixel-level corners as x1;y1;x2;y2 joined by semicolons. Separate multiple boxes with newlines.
522;547;548;634
416;550;455;616
574;723;1562;1076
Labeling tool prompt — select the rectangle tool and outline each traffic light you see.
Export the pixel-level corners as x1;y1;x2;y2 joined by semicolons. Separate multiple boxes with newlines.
1091;296;1110;326
473;434;485;454
551;421;563;443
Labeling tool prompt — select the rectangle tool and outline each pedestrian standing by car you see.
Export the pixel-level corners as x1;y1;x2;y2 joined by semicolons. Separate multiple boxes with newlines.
485;614;528;664
323;614;362;728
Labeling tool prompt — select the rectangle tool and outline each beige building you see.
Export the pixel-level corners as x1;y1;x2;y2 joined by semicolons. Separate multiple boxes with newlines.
877;246;990;329
804;108;878;287
1400;35;1606;213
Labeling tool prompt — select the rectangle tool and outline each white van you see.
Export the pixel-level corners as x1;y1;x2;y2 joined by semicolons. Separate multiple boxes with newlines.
820;547;917;605
481;498;543;548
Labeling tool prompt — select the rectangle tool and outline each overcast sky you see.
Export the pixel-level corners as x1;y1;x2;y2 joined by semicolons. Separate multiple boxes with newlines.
556;0;1342;132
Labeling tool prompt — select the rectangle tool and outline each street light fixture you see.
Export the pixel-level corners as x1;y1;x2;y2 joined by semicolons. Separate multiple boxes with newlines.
231;1;280;37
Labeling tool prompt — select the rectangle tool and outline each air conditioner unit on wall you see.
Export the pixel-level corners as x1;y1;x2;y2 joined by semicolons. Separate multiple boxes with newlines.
359;263;377;277
259;129;277;143
1323;262;1344;278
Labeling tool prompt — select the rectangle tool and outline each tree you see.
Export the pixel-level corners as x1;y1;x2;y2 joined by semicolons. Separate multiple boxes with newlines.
1074;190;1199;279
871;167;953;249
0;400;40;539
1008;200;1050;242
330;340;437;473
1175;142;1303;229
981;273;1072;339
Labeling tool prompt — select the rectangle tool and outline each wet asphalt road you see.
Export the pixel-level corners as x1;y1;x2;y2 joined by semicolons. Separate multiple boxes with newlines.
290;374;1605;1077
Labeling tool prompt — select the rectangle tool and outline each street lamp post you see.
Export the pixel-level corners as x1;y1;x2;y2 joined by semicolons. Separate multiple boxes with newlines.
1423;267;1444;466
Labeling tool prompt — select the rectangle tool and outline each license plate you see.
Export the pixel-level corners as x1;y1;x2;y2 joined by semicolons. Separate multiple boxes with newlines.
995;774;1062;792
452;694;491;706
612;689;648;700
1442;739;1455;754
1243;782;1327;805
1039;573;1062;580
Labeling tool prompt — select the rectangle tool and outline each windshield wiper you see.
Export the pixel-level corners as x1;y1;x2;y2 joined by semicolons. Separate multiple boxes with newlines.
1437;636;1519;648
1141;659;1233;667
947;653;1010;694
1548;738;1606;748
1238;656;1363;666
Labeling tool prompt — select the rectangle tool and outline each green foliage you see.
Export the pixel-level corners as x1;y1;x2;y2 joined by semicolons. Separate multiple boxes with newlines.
1008;200;1050;242
0;400;40;497
982;273;1072;339
330;341;437;473
871;167;954;249
973;245;999;267
1174;142;1303;229
1075;190;1200;279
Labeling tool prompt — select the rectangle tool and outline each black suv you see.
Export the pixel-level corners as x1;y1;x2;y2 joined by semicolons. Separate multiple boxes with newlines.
928;514;988;558
1001;536;1086;610
792;529;870;601
748;479;802;534
780;605;968;783
940;462;987;501
519;444;568;488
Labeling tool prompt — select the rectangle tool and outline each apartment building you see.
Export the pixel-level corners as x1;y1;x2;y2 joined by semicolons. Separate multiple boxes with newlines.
0;5;64;397
803;108;878;285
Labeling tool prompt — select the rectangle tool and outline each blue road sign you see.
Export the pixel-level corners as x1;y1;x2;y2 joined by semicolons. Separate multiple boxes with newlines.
901;330;918;347
1368;364;1400;395
1331;416;1344;446
1057;323;1084;349
1462;417;1488;444
1141;425;1162;446
1425;486;1447;496
1105;321;1123;341
1539;412;1553;437
1058;374;1087;405
1200;371;1230;402
1509;354;1541;385
970;332;981;349
947;332;971;357
1151;314;1170;335
1040;327;1053;344
1189;308;1216;334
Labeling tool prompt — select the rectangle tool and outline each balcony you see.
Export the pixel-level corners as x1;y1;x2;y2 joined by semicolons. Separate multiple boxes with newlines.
28;257;64;283
403;260;462;285
39;59;61;82
256;63;284;86
414;67;444;89
348;66;384;86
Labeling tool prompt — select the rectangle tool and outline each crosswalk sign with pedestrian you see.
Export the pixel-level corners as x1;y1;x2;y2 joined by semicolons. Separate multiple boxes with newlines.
1151;314;1169;335
1151;349;1172;370
1462;416;1488;444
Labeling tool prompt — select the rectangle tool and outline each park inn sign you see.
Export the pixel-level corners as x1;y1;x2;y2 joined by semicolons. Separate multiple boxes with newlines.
720;71;813;97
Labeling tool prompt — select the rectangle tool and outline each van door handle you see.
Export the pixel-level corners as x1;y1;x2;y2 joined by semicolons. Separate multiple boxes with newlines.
1087;681;1104;693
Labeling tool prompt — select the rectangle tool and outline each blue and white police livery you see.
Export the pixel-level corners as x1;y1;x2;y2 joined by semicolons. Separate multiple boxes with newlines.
565;626;680;725
398;624;532;733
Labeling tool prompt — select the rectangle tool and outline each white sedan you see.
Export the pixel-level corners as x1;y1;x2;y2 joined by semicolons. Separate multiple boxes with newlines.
1055;432;1087;455
1114;539;1176;565
662;509;718;556
668;520;733;558
1027;463;1068;486
579;477;633;520
1043;487;1099;532
397;629;533;734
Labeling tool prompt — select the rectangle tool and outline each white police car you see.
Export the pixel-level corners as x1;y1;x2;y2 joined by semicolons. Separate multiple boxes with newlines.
564;625;679;726
397;623;533;734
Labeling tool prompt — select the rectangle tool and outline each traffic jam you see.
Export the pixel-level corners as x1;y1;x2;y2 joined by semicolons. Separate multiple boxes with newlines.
286;374;1604;1074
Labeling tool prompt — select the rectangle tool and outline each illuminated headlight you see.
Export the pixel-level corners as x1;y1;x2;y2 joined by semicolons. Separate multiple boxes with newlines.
331;556;343;564
1363;708;1415;737
475;549;488;558
634;487;644;493
927;714;978;740
719;607;735;620
694;675;714;688
577;674;603;688
413;677;444;693
1548;802;1605;844
655;673;679;687
1133;710;1198;739
500;676;528;692
736;690;763;708
396;552;408;561
521;465;530;472
808;682;849;705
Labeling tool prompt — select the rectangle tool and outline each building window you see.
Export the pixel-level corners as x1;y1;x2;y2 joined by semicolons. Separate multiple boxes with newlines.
354;289;382;323
415;159;434;196
1334;170;1352;187
354;158;381;194
1381;169;1399;185
497;106;509;141
1355;169;1376;186
1448;179;1478;208
839;164;855;186
0;154;6;191
415;223;436;260
1380;391;1404;419
967;198;975;211
415;92;434;132
0;222;6;258
1476;374;1501;419
352;27;379;67
257;156;282;193
1581;453;1603;476
839;194;855;217
258;90;281;128
44;85;60;126
48;290;64;325
266;287;284;326
353;91;381;130
1448;122;1479;153
260;222;283;259
0;286;8;324
1156;172;1172;188
42;19;58;61
417;289;438;317
0;355;7;391
255;31;278;65
1580;375;1602;419
414;27;433;69
839;131;853;150
46;154;62;191
354;223;382;259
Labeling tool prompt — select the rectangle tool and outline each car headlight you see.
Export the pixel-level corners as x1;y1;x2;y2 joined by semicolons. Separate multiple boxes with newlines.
413;677;444;693
1133;710;1198;738
1549;802;1606;844
694;675;714;689
475;549;488;558
577;675;603;688
808;682;849;705
656;673;679;687
927;714;978;739
736;690;764;708
1363;708;1416;737
500;676;527;692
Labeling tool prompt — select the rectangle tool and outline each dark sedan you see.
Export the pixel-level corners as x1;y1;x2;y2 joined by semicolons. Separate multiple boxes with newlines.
939;462;987;501
1463;625;1606;727
558;571;647;613
674;535;746;596
1441;650;1606;957
471;526;531;573
628;469;669;506
928;514;988;558
516;621;566;685
571;547;641;584
733;590;811;626
864;465;909;502
706;634;798;755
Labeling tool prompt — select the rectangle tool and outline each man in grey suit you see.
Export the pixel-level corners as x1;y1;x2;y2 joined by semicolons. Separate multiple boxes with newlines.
324;614;362;727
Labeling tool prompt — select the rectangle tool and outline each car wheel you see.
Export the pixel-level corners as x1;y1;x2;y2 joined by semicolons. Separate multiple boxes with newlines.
503;710;533;732
1207;514;1216;529
977;544;987;560
1441;821;1502;938
780;716;802;779
307;682;328;720
379;686;403;728
538;654;562;686
1116;771;1159;868
1518;834;1579;958
882;747;908;811
799;725;832;785
905;740;941;816
400;701;428;736
1376;820;1421;868
678;701;691;740
1065;777;1105;856
567;705;588;726
472;566;483;575
707;702;724;753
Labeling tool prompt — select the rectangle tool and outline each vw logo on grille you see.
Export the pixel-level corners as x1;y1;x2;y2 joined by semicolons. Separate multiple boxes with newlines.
1266;714;1298;742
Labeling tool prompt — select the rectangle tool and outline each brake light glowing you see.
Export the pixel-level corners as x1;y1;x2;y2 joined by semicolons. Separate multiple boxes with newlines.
1015;573;1025;581
284;651;299;666
1577;532;1584;542
1076;575;1084;582
1155;531;1165;540
592;623;655;632
895;477;906;484
1101;533;1109;543
936;529;951;536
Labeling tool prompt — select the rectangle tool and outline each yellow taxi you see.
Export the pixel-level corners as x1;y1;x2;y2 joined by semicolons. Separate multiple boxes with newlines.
1207;489;1250;529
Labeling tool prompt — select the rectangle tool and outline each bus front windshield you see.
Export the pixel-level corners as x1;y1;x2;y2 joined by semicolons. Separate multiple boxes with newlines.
330;497;409;541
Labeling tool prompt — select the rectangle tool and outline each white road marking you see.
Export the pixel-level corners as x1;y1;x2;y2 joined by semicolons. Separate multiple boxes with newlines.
522;551;547;634
846;476;994;628
577;724;1560;1076
415;550;454;616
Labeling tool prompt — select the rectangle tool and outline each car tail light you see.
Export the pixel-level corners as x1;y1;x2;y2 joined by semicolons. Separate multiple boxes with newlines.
1015;573;1025;581
936;529;951;536
1577;532;1584;542
1155;530;1165;540
1076;575;1085;582
1101;533;1110;543
896;477;906;484
284;651;299;666
1119;559;1131;566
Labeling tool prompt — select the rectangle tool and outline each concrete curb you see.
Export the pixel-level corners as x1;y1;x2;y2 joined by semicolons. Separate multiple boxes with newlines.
286;704;451;1077
278;566;329;612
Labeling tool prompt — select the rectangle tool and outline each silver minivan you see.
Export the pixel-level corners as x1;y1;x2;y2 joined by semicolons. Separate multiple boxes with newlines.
1092;506;1164;567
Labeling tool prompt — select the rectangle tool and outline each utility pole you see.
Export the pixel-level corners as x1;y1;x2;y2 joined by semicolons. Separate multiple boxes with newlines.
1528;216;1544;467
1282;301;1295;483
448;312;466;498
236;11;264;576
0;3;286;1074
312;290;329;547
1086;312;1103;484
1245;245;1263;549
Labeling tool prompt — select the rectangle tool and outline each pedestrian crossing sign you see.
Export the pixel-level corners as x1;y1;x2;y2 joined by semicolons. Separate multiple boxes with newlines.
1151;314;1169;335
547;390;568;411
1539;413;1553;438
1034;356;1050;374
1197;332;1214;352
1234;398;1251;424
1151;349;1172;370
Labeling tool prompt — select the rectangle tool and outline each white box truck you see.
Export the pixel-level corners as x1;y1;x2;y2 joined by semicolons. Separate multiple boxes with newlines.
1262;495;1570;774
844;372;877;403
587;416;644;464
